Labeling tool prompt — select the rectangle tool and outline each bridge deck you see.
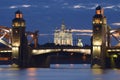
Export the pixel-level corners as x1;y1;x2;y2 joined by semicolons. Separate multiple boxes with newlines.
32;46;91;55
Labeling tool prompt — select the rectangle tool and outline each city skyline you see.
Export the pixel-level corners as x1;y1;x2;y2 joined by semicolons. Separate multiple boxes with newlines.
0;1;120;80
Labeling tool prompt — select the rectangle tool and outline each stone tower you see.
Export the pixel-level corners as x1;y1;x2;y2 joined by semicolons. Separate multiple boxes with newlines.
12;10;29;67
91;6;109;68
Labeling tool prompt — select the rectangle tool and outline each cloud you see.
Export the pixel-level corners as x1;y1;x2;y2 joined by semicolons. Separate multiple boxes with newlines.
63;3;69;6
117;5;120;8
9;6;17;9
9;4;31;9
22;5;31;8
71;3;120;11
43;5;50;8
104;5;115;9
112;23;120;26
73;5;85;9
72;4;100;10
8;3;120;12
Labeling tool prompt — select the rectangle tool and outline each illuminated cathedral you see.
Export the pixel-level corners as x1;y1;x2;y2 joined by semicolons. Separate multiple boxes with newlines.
54;22;73;46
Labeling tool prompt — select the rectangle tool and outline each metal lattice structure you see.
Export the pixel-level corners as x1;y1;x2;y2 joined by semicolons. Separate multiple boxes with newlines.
0;26;39;48
0;26;120;48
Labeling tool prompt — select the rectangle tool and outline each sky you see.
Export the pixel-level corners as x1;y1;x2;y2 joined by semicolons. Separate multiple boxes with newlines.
0;0;120;45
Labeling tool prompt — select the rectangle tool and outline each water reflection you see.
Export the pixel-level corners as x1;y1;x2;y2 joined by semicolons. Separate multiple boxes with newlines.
27;68;37;76
0;64;120;80
92;69;104;75
91;69;104;80
27;68;37;80
51;64;91;69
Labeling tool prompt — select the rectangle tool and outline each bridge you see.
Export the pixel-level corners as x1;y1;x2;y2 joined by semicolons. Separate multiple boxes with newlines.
0;6;120;68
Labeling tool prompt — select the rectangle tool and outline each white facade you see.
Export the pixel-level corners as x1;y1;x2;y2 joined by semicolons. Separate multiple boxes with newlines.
54;23;73;45
77;39;83;47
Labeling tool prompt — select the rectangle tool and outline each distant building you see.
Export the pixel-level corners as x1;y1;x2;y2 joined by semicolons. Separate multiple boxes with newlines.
54;22;73;45
77;39;83;47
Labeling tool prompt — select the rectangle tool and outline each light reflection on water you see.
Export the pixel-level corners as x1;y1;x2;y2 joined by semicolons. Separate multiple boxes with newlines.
51;64;90;69
0;64;120;80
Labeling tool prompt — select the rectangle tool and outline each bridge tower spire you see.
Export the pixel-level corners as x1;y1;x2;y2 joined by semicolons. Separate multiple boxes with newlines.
91;6;110;68
11;10;30;67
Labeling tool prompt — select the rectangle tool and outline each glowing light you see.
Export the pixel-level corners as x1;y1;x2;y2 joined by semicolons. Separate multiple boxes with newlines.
70;64;74;68
11;63;18;68
13;42;20;47
70;53;74;55
95;19;100;24
112;54;118;58
92;69;103;75
0;50;12;52
94;41;101;45
71;29;92;33
32;49;91;55
16;14;20;18
32;49;61;55
55;64;60;68
20;14;23;18
30;34;34;37
96;10;101;14
0;57;9;60
12;47;19;58
107;49;111;52
93;46;101;55
116;49;120;51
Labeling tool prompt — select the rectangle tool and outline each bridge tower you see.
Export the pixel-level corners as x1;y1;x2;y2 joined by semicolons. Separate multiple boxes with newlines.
11;10;30;67
91;6;110;68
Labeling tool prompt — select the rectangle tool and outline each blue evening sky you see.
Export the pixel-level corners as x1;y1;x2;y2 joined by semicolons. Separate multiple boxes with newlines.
0;0;120;45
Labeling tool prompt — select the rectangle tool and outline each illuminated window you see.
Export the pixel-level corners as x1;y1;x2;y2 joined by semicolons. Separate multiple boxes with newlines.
13;22;25;27
93;46;101;56
14;22;20;27
16;14;19;18
100;21;102;24
93;40;102;45
101;9;104;15
15;30;18;33
20;14;23;18
16;14;22;18
95;19;100;24
21;22;25;27
103;19;107;24
96;27;99;30
96;10;101;14
14;22;18;26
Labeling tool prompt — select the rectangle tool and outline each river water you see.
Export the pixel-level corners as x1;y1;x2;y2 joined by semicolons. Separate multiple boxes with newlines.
0;64;120;80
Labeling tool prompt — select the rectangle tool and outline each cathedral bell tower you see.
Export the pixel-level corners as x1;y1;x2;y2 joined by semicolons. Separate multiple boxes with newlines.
12;10;29;67
91;6;109;68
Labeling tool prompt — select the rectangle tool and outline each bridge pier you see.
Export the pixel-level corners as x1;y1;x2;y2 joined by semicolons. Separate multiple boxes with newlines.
11;10;32;68
12;44;31;68
110;55;116;68
30;54;50;68
91;46;107;68
109;54;120;68
18;46;31;67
